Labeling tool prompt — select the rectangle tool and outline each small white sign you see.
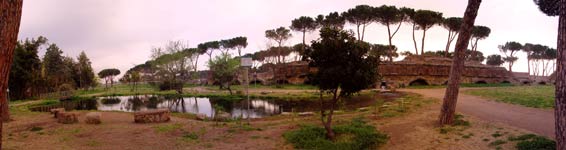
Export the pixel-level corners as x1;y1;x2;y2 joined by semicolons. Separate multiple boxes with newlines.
241;57;253;67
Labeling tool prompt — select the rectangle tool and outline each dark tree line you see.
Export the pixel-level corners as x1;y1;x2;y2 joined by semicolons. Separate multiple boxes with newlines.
9;36;97;100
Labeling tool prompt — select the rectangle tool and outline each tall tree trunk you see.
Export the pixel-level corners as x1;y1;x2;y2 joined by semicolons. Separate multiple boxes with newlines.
439;0;482;125
527;56;531;76
194;54;199;73
421;29;427;55
302;30;306;47
322;89;338;140
445;31;453;57
412;23;419;55
0;0;24;148
356;25;361;41
387;22;394;62
556;1;566;148
361;24;366;41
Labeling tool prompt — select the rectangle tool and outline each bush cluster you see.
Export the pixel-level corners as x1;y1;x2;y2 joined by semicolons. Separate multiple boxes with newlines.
283;118;388;150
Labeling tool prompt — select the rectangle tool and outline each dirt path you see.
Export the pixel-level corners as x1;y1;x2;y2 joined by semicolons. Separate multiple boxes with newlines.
400;88;555;139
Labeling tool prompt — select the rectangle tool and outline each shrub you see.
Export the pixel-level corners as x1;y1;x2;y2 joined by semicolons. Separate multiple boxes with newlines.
101;98;121;105
489;139;507;146
283;118;388;150
158;80;183;91
516;136;555;150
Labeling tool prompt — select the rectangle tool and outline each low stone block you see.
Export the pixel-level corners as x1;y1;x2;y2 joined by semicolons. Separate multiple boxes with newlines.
85;112;102;124
214;112;231;121
134;109;170;123
57;112;79;124
195;113;208;121
50;108;65;118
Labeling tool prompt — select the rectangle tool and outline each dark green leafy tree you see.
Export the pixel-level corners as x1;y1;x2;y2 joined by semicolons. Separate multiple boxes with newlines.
343;5;375;41
464;49;485;62
43;44;68;92
442;17;463;57
306;27;378;140
290;16;317;47
9;36;47;100
62;56;78;91
486;54;505;66
413;10;444;55
292;43;309;61
77;51;96;90
532;0;563;148
499;41;523;72
374;5;405;59
315;12;345;29
207;53;239;95
98;68;121;89
369;44;398;62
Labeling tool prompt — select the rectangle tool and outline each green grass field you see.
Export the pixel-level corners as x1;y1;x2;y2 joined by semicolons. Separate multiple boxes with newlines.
464;86;554;109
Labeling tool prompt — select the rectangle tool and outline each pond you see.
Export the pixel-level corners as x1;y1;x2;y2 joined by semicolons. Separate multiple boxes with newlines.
37;93;401;119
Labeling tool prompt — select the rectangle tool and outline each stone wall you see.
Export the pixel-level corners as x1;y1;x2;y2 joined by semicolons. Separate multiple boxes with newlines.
379;63;513;86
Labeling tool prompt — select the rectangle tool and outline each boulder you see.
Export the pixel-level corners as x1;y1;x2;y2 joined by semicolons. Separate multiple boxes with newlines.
85;112;102;124
195;113;209;121
57;112;79;124
134;109;170;123
214;112;231;121
50;108;65;118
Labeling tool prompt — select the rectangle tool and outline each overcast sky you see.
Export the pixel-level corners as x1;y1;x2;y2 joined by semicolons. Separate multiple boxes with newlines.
18;0;559;75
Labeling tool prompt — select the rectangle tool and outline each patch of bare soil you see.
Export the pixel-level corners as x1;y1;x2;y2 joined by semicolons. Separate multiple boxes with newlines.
376;97;537;150
3;90;540;150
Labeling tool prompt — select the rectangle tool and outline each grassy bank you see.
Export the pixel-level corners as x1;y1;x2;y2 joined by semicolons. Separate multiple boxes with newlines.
464;86;554;109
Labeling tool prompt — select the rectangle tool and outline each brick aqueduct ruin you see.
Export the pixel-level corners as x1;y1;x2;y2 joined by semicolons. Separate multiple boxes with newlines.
236;56;544;86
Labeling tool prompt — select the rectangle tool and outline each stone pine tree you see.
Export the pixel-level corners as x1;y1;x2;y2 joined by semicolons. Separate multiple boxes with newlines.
499;41;523;72
469;25;491;60
413;10;444;55
533;0;564;148
374;5;405;61
439;0;482;125
290;16;317;48
0;0;24;148
232;36;247;57
98;69;121;89
343;5;374;41
442;17;463;57
315;12;345;30
306;27;378;140
400;7;419;55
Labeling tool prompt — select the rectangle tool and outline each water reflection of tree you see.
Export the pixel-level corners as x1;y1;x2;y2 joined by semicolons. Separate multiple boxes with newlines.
101;97;121;105
126;96;144;111
74;98;98;110
209;98;233;112
165;97;185;113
